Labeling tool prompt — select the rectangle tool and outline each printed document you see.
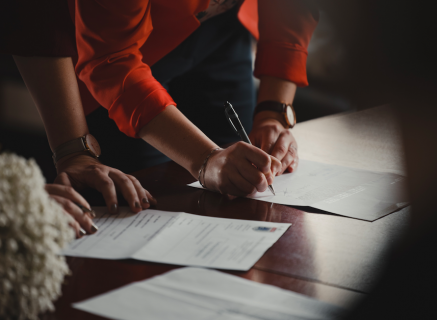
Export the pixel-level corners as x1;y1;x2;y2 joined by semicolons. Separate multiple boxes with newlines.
62;207;290;270
73;267;346;320
189;160;409;221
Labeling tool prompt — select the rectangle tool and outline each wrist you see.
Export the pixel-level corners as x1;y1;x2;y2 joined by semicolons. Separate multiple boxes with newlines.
253;111;288;129
56;152;100;172
189;145;220;179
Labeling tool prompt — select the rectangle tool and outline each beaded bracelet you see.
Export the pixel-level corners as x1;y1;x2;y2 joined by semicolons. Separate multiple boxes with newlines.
198;148;222;188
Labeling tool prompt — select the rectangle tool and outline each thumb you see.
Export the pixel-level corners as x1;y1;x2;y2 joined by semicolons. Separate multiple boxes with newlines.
54;172;73;187
270;155;282;176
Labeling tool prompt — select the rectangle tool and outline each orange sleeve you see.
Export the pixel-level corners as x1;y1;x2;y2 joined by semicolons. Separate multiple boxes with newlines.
75;0;176;138
254;0;319;87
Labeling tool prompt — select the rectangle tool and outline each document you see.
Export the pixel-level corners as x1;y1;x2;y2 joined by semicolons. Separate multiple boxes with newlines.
73;267;346;320
62;207;290;271
189;160;409;221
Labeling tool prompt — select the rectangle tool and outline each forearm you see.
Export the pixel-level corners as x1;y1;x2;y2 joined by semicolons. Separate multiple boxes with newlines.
255;76;297;126
13;56;88;150
138;105;218;178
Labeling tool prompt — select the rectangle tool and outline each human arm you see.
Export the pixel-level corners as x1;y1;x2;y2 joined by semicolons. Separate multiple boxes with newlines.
249;0;318;174
74;0;281;196
12;56;156;214
139;105;281;196
249;76;299;174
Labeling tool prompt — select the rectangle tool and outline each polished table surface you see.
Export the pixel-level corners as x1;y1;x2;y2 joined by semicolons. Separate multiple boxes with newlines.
49;105;409;319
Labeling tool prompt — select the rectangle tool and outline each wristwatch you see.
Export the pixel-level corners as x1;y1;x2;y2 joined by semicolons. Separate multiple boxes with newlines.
53;134;101;165
253;101;296;129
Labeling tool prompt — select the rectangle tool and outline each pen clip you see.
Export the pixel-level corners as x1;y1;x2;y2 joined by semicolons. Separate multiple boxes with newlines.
224;102;244;135
225;112;239;135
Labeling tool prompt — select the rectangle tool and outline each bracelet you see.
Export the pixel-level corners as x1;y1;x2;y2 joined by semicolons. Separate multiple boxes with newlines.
198;148;222;188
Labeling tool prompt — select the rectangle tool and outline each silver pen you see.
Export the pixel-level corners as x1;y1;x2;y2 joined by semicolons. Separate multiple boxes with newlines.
224;101;276;196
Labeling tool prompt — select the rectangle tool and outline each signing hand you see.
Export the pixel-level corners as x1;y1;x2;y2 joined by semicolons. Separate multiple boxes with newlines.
45;184;97;238
55;154;157;215
203;142;282;197
249;113;299;175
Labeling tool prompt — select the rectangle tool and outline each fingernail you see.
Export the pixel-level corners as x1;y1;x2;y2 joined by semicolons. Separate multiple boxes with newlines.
142;197;149;204
80;228;87;236
110;203;118;214
91;223;99;233
135;201;141;209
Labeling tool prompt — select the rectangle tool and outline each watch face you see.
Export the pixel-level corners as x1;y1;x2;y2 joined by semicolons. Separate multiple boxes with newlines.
285;105;296;128
85;134;101;157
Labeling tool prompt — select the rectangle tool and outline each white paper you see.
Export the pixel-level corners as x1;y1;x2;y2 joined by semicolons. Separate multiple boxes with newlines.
188;159;409;221
73;267;346;320
63;207;290;270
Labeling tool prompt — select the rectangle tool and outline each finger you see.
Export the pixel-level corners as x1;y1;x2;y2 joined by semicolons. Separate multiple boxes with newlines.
287;156;299;173
279;151;294;175
90;169;119;215
126;175;150;209
109;171;142;213
236;160;269;192
60;209;83;238
224;174;256;197
237;142;271;176
145;190;158;206
50;195;97;235
270;155;282;176
69;217;84;238
270;130;294;163
230;168;259;195
45;184;92;215
259;130;278;154
54;172;73;187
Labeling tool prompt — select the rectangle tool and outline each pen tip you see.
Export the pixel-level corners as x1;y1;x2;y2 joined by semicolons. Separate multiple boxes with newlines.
268;185;276;196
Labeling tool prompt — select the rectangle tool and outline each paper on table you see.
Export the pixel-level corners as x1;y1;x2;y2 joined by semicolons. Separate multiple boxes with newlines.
188;160;409;221
73;267;346;320
62;207;290;271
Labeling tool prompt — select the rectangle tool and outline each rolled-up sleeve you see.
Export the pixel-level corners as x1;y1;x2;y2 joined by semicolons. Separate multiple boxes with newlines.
75;0;175;138
254;0;319;87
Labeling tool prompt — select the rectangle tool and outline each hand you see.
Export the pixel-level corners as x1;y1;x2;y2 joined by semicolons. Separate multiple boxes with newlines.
45;184;97;238
203;142;282;197
55;154;157;215
249;113;299;175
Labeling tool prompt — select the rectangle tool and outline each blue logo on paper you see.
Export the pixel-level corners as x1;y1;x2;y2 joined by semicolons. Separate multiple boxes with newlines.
253;226;277;232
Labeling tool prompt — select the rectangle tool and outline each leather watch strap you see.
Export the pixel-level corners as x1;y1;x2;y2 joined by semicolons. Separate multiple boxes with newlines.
254;101;287;115
53;137;87;164
254;100;296;128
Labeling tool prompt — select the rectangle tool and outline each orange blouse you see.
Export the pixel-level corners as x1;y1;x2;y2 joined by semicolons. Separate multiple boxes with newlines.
71;0;318;138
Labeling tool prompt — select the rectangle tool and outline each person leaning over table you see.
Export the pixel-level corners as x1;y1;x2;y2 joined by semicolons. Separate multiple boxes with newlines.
0;0;157;238
64;0;318;197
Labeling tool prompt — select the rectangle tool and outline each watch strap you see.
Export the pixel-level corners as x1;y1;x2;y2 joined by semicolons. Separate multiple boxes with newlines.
254;101;287;115
53;136;87;164
254;100;296;128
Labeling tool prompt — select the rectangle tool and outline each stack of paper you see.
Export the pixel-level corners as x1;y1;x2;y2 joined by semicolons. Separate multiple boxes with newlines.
74;267;346;320
63;207;291;271
189;159;409;221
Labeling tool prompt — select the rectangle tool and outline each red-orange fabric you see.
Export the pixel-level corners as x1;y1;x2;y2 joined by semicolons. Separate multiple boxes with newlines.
72;0;318;138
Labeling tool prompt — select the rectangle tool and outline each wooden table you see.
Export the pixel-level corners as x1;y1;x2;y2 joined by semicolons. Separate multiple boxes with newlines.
49;105;409;319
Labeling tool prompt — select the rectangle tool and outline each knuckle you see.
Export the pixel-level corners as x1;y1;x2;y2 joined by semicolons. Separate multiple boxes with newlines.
118;175;130;184
126;175;137;182
254;173;264;186
247;186;257;195
101;179;113;187
64;185;75;194
276;145;288;155
89;165;104;174
64;200;76;213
